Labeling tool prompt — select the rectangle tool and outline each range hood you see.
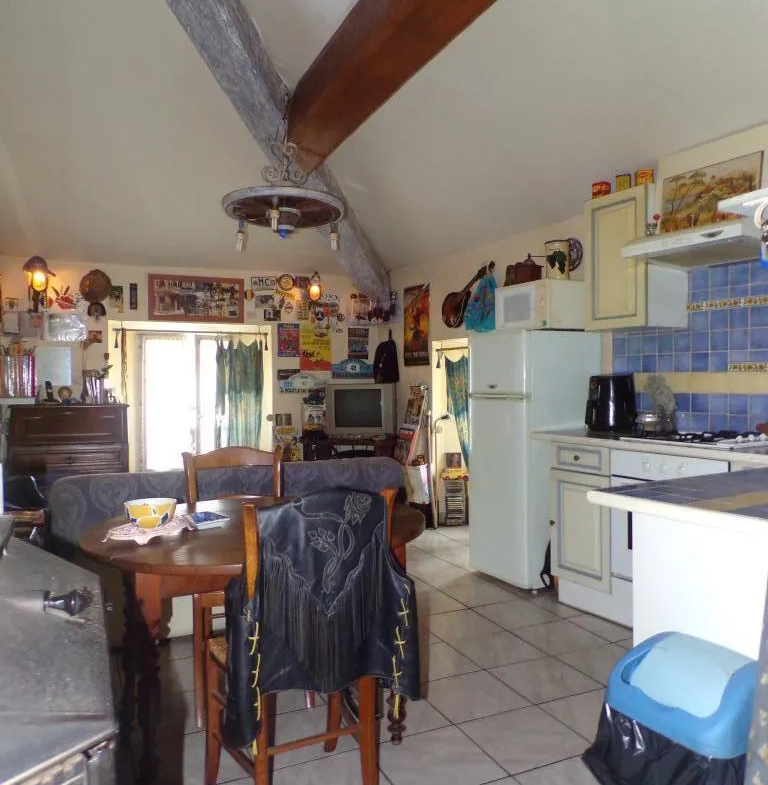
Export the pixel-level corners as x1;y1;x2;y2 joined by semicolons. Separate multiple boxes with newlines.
622;219;762;268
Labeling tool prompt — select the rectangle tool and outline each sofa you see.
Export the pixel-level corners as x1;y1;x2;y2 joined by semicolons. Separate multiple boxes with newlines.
48;457;406;640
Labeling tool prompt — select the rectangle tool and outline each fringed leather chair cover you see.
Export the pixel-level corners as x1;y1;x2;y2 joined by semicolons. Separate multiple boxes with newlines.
222;489;420;749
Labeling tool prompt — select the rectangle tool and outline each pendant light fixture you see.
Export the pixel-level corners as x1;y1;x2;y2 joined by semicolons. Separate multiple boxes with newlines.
222;140;345;252
22;256;54;312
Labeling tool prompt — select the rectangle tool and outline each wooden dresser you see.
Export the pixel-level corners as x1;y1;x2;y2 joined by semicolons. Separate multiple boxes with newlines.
7;404;129;488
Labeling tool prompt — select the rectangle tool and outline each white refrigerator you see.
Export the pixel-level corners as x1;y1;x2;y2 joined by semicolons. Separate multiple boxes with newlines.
468;330;601;589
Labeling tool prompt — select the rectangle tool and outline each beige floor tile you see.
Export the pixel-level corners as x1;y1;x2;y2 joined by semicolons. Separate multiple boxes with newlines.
427;609;503;643
439;574;519;607
491;657;601;704
434;544;472;569
410;563;472;589
513;621;607;655
527;593;583;619
380;726;506;785
271;749;395;785
438;526;470;542
448;630;546;669
515;756;599;785
426;642;481;680
417;589;466;615
427;671;529;723
616;637;633;650
557;644;626;685
540;690;605;741
158;728;252;785
475;598;561;630
569;615;632;643
460;706;587;775
160;635;194;661
378;697;451;739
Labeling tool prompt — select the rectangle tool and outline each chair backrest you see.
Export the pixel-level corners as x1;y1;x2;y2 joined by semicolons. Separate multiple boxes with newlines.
182;446;283;503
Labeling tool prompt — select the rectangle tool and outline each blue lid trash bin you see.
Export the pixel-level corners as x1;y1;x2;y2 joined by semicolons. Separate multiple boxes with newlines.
582;632;757;785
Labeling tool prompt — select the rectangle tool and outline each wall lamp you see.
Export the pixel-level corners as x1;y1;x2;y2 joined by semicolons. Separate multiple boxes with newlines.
23;256;54;312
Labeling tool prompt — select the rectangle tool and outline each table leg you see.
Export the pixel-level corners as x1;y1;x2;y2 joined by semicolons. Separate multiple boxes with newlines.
119;574;137;741
133;573;163;784
388;543;408;744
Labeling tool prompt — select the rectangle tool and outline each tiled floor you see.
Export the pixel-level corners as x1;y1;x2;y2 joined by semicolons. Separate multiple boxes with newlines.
115;524;631;784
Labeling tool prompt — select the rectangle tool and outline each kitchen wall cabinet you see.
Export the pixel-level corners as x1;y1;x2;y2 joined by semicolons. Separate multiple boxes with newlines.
550;467;611;593
584;184;687;330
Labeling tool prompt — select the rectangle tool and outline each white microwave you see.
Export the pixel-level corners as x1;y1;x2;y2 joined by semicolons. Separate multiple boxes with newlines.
495;279;586;330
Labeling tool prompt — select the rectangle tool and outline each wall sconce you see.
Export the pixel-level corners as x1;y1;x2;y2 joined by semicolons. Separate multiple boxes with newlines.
308;271;322;302
23;256;54;312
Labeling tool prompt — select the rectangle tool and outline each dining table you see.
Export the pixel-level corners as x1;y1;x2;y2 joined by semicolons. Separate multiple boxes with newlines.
79;496;425;784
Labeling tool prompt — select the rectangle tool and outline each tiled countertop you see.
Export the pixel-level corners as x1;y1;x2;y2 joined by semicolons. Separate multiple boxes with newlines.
587;468;768;532
532;428;768;466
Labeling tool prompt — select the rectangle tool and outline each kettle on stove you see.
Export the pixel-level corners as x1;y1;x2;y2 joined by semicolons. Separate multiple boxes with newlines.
585;373;637;433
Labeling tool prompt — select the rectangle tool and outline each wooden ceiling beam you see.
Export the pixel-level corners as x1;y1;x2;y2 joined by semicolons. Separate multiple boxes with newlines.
288;0;500;173
165;0;391;300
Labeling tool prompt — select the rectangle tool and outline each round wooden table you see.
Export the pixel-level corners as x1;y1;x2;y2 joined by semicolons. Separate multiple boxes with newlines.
80;497;425;783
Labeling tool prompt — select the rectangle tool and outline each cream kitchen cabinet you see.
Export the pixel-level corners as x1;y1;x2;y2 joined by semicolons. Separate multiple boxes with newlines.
550;442;611;593
584;184;687;330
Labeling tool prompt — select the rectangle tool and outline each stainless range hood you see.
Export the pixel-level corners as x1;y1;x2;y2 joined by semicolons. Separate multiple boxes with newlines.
622;218;762;268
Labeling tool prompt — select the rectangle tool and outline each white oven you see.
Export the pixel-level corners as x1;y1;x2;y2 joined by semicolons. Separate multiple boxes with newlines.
495;279;586;330
609;450;729;584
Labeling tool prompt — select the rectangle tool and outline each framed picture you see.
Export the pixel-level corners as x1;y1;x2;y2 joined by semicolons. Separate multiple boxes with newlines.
660;151;764;233
148;274;244;323
444;452;462;468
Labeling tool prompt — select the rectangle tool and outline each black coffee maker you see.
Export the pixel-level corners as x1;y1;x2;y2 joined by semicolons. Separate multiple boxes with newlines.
585;373;637;433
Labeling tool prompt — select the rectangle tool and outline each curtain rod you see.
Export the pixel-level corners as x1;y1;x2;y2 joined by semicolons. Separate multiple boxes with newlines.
116;327;270;337
435;346;468;354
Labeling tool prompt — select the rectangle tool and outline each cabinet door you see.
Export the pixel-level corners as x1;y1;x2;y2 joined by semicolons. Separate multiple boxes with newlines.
585;185;648;330
550;469;611;592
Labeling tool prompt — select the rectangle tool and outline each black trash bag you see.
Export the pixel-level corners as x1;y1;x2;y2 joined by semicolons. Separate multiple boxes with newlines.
582;703;745;785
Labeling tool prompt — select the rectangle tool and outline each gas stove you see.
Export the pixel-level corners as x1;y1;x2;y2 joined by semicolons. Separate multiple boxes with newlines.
618;430;768;451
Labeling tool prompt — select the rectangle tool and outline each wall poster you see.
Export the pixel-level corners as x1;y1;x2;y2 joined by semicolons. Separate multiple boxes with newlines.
331;358;374;379
403;284;430;366
347;291;402;326
299;323;331;371
272;414;302;462
148;274;244;323
347;327;369;359
277;323;300;358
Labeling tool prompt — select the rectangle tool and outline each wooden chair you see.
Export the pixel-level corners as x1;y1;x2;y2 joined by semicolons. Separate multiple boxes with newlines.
204;489;398;785
182;446;283;729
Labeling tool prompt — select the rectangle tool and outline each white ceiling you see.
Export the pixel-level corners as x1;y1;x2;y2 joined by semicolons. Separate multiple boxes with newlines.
2;0;768;275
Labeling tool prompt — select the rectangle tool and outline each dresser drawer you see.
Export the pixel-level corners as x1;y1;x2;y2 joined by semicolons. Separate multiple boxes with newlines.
9;405;127;445
551;442;610;475
10;446;127;475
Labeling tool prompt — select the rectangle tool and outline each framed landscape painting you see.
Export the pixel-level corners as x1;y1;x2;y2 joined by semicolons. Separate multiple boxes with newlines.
148;274;244;323
660;151;763;233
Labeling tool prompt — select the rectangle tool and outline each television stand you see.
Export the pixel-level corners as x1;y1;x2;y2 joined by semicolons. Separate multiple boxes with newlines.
301;432;396;461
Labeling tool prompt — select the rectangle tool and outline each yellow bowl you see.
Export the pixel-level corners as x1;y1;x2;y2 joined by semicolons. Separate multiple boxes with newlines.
125;497;177;530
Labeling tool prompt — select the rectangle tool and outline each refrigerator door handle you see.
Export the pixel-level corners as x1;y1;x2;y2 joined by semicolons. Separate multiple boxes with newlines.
469;392;531;401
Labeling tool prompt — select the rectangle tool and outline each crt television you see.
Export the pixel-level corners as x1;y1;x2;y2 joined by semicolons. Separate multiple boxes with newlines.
324;382;397;437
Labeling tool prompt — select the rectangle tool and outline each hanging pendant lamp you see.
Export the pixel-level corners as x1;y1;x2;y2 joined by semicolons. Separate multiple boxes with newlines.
222;141;345;251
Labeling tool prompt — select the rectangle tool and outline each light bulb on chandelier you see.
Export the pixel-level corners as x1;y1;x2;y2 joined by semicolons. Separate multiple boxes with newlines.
235;220;248;253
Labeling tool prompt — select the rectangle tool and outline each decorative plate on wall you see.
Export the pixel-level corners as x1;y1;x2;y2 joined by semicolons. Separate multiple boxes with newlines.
277;273;295;292
79;269;112;302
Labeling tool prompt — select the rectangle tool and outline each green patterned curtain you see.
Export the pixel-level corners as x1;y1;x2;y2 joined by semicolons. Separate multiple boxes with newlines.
445;355;469;465
215;338;263;448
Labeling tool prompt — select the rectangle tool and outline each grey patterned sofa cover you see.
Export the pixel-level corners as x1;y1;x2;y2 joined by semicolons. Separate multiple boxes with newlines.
49;457;405;547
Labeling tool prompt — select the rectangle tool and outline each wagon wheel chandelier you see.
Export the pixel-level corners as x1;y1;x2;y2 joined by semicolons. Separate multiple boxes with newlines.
222;139;345;253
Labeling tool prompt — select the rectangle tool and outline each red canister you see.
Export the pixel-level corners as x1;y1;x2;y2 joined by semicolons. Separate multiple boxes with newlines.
592;181;611;199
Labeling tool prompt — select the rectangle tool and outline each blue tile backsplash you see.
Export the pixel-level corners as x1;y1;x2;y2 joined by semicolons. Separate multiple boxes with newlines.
612;260;768;432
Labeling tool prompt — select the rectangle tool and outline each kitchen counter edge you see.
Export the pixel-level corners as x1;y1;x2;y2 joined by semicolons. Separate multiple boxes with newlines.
531;429;768;466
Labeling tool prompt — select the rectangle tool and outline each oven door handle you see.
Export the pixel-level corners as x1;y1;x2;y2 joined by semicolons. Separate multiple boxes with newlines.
627;511;633;551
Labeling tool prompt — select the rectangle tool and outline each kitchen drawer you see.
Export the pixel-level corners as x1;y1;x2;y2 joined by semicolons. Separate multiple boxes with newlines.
551;442;609;475
9;405;127;445
10;446;128;474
